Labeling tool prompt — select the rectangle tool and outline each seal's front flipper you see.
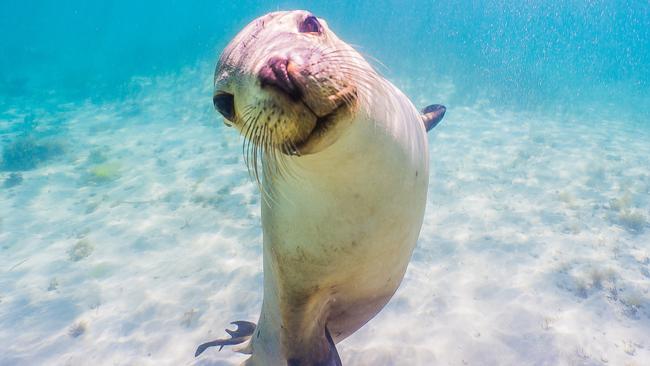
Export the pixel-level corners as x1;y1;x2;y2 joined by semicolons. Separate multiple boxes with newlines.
421;104;446;132
195;320;256;357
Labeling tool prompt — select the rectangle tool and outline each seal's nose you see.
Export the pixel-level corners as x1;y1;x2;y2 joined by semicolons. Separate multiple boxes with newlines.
258;56;301;100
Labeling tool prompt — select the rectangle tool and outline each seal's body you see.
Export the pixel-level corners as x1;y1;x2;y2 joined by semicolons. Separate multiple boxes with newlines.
256;81;428;365
197;10;446;365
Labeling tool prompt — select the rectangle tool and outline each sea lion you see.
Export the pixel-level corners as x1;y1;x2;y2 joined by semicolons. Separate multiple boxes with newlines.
197;10;446;365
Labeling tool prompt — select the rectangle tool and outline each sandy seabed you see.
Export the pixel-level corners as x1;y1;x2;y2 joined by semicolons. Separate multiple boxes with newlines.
1;64;649;366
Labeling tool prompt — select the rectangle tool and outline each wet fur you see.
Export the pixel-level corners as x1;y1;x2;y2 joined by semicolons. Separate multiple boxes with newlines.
201;10;431;365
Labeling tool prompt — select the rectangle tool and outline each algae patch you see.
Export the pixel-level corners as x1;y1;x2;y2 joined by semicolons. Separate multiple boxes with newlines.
618;210;647;233
607;192;647;233
87;162;121;183
68;320;87;338
609;194;632;212
68;239;94;261
47;278;59;291
89;262;113;279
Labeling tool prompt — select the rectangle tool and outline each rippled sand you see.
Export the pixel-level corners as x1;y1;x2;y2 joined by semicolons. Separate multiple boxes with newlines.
1;63;649;365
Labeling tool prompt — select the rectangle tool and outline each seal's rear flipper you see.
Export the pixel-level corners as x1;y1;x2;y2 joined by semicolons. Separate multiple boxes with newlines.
421;104;446;132
195;320;256;357
325;327;343;366
322;327;343;366
287;327;342;366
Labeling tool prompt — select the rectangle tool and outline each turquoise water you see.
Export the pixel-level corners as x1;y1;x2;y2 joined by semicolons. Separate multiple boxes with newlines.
1;2;649;365
2;1;648;110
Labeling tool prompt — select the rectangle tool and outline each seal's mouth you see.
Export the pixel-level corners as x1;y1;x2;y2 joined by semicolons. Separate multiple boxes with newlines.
291;102;346;154
258;57;355;155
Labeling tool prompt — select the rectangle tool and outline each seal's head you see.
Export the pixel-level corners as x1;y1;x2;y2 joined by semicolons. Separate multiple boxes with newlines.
213;11;376;176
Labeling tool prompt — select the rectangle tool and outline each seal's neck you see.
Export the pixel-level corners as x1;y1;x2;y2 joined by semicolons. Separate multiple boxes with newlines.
285;83;427;183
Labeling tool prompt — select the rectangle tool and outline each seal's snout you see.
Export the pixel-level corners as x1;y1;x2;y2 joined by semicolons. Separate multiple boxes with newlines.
259;56;301;100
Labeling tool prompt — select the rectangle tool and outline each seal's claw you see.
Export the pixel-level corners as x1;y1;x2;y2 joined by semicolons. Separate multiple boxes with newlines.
195;321;257;357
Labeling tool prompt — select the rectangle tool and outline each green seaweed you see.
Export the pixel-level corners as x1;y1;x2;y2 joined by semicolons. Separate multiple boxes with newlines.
87;162;121;183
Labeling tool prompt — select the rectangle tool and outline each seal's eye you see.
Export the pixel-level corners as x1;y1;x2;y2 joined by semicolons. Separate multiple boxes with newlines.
299;15;322;34
213;92;235;124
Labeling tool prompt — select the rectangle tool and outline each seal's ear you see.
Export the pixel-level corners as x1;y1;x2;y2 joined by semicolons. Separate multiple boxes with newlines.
421;104;446;132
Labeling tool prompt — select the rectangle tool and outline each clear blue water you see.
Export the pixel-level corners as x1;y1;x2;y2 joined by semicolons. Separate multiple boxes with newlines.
1;2;649;365
2;1;648;113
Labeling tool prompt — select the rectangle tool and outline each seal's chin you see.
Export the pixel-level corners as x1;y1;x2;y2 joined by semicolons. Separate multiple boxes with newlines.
253;77;355;156
291;101;350;155
254;56;358;155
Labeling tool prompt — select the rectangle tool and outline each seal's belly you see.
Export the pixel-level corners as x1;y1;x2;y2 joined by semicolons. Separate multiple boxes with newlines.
263;118;428;340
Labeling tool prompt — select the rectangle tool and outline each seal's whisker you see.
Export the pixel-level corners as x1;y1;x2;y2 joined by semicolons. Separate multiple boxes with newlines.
241;108;257;170
258;142;280;207
331;68;376;106
306;61;377;103
251;130;261;184
236;38;386;192
316;50;372;66
260;126;273;182
309;47;372;68
287;136;301;157
205;11;450;365
263;127;275;175
315;59;377;78
244;110;261;167
312;57;378;81
260;129;289;205
352;50;390;74
245;124;256;180
277;140;298;180
329;64;379;85
260;127;270;178
237;101;297;200
248;115;264;184
266;132;281;176
307;45;379;107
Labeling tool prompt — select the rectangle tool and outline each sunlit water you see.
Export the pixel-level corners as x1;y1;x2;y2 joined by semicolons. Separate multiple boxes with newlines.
1;2;649;365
